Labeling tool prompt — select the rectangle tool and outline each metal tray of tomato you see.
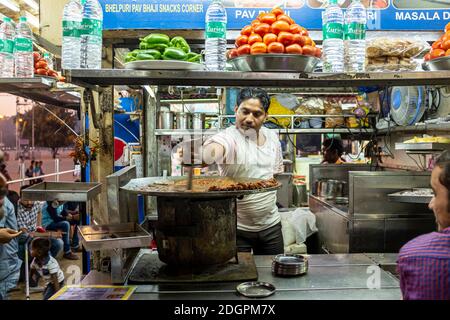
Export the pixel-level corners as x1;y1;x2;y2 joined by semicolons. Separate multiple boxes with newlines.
422;55;450;71
228;54;320;73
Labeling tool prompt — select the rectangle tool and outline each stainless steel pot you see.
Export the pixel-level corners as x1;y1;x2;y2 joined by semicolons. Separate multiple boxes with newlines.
192;113;205;130
176;113;192;129
158;111;174;129
315;179;347;200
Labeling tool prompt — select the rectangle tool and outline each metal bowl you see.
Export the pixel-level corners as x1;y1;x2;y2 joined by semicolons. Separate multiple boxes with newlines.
422;55;450;71
228;54;321;72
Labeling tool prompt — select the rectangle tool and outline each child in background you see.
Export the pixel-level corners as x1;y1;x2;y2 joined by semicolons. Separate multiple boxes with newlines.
30;238;65;300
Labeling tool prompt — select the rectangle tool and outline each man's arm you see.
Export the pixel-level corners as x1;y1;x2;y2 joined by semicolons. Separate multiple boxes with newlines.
0;228;22;244
202;142;226;165
50;274;61;292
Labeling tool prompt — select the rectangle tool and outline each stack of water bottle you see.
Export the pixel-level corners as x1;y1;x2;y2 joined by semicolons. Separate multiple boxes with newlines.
322;0;367;73
0;17;34;78
62;0;103;70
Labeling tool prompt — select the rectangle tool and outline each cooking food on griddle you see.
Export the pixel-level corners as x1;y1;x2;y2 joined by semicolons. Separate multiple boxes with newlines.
140;177;279;193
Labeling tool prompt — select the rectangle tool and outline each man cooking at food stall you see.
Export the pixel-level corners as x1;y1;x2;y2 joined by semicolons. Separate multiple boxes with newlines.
178;88;284;255
397;151;450;300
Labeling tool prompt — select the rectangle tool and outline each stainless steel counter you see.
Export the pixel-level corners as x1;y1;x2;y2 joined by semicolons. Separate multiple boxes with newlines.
81;252;401;300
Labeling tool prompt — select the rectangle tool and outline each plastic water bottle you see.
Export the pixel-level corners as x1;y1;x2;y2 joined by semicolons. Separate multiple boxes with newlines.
322;0;344;73
43;52;54;70
205;0;227;71
344;0;367;72
81;0;103;69
62;0;84;70
0;17;15;77
14;17;34;78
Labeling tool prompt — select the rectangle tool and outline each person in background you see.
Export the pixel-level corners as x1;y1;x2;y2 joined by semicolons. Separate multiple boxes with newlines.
41;200;79;260
321;138;346;164
18;155;24;174
34;161;44;183
397;151;450;300
0;174;22;300
63;200;81;252
17;186;64;259
30;238;65;300
25;160;35;185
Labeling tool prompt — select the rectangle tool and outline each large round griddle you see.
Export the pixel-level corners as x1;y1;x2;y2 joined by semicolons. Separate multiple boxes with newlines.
121;176;281;198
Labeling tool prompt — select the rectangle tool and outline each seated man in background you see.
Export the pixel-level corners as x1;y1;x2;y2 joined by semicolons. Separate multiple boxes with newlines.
397;151;450;300
64;201;81;252
17;186;64;260
41;201;79;260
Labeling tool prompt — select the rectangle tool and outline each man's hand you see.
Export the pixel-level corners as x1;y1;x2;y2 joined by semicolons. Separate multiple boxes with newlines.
0;228;22;244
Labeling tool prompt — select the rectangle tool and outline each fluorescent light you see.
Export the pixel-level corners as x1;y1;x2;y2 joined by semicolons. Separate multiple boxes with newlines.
0;0;20;12
25;11;39;28
22;0;39;11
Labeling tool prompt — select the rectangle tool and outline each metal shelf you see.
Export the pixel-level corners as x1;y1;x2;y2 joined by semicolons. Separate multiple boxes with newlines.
64;69;450;88
377;123;450;135
395;142;450;152
0;77;80;109
155;128;374;136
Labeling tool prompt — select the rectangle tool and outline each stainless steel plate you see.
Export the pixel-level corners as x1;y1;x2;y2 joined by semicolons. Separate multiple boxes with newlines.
21;182;102;202
272;254;309;276
422;56;450;71
121;176;281;198
388;189;433;204
228;54;320;72
125;60;206;71
236;281;276;298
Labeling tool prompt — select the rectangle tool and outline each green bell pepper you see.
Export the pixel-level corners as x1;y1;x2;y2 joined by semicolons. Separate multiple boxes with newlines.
187;53;202;63
125;54;137;63
142;33;170;45
136;53;156;61
162;47;188;61
140;42;169;52
170;36;191;54
137;49;162;60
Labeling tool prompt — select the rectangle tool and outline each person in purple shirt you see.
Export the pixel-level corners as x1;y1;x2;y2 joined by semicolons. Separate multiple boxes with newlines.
397;151;450;300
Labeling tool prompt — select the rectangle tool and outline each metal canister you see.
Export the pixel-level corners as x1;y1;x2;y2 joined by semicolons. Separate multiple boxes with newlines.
176;113;192;129
192;113;205;130
158;111;174;129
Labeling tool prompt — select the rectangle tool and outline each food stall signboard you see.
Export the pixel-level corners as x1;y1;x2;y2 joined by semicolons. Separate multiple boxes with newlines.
100;0;450;31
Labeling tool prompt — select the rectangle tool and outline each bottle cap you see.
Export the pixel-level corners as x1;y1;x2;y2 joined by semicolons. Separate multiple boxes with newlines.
3;17;12;23
19;17;27;22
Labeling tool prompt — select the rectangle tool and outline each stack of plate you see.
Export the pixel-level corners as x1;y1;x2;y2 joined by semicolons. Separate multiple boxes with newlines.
272;254;308;277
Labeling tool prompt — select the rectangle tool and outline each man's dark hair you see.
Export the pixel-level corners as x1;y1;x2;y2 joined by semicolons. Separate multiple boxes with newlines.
237;88;270;113
31;237;51;257
323;138;344;156
435;150;450;194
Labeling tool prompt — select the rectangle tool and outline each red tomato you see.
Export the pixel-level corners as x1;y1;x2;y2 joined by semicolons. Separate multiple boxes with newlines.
267;42;285;54
235;35;248;47
299;27;309;36
35;60;48;69
229;49;239;59
303;36;313;46
36;68;48;75
446;22;450;32
241;25;253;36
33;52;41;61
314;47;322;58
277;14;294;25
432;40;443;50
253;23;270;37
289;24;302;34
446;49;450;56
271;7;284;16
251;20;261;27
277;31;294;46
285;44;303;54
292;34;306;46
442;39;450;51
431;48;446;59
442;31;450;43
263;33;278;46
260;13;277;25
248;33;263;46
271;21;290;35
424;53;431;61
237;44;251;56
302;45;315;56
250;42;267;55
